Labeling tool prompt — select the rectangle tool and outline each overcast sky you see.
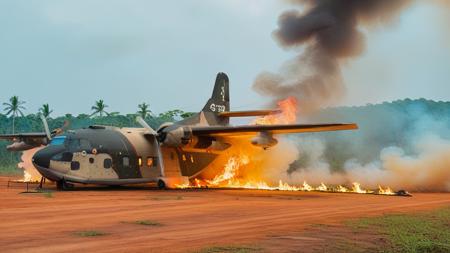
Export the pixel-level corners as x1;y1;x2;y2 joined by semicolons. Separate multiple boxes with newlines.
1;0;449;116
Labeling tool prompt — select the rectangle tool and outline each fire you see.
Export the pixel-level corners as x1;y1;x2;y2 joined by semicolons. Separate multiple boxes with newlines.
23;170;33;182
352;182;373;194
178;155;399;196
336;185;349;193
302;181;313;191
177;97;401;196
378;185;395;195
207;155;250;186
254;97;298;125
316;182;328;191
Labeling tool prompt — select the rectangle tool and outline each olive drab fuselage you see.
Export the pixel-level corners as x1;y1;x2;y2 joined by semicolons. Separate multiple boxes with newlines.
32;125;219;185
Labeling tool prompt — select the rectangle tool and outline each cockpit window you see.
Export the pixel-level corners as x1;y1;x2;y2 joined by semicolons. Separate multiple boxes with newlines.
50;136;66;146
66;138;92;151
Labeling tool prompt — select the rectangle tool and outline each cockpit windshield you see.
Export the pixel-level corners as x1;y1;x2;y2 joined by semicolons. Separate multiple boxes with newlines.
50;136;67;146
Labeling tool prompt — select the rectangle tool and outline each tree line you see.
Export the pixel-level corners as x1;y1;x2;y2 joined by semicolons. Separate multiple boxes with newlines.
2;96;195;134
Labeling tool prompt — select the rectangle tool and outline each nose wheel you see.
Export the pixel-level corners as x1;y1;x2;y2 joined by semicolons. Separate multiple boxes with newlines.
56;179;74;191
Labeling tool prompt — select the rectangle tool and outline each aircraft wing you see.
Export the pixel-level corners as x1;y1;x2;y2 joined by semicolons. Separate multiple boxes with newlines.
0;132;48;141
190;123;358;137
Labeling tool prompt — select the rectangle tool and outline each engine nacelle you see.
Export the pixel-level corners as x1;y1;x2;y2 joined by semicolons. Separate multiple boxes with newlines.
7;141;36;151
160;126;196;147
251;132;278;149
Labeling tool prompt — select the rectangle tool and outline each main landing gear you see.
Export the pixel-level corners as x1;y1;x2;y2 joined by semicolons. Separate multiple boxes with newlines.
56;179;74;191
157;179;166;189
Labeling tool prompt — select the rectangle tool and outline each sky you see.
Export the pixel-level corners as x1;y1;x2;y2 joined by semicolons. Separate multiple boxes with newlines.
0;0;449;116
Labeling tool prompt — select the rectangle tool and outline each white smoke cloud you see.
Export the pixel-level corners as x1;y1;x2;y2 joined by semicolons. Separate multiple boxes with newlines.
265;133;450;192
345;135;450;192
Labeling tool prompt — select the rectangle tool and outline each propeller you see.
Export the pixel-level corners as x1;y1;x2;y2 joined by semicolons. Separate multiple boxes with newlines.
39;115;70;140
51;120;70;137
135;116;167;178
136;116;157;135
40;114;52;141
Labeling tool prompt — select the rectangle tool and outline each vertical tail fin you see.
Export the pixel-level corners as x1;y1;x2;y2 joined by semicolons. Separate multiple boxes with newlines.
176;73;230;126
202;72;230;114
198;72;230;126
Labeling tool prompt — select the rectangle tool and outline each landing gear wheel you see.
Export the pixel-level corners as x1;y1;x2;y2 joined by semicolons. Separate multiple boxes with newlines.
57;180;74;191
157;179;166;190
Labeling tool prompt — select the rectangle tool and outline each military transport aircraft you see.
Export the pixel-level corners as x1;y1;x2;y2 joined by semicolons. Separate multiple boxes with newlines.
0;73;357;190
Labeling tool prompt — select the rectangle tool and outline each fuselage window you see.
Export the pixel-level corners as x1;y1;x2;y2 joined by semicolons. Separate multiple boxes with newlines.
147;157;154;167
89;157;94;164
104;158;112;169
138;157;142;167
71;161;80;170
123;156;130;167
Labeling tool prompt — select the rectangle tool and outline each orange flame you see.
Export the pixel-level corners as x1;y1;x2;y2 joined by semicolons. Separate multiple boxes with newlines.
178;155;398;196
378;185;395;195
254;97;298;125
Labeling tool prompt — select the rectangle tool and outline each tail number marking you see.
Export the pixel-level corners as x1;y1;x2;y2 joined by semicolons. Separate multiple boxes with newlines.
210;103;226;112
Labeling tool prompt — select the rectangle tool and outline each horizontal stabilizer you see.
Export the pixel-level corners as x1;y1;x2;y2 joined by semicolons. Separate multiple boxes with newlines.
218;110;282;117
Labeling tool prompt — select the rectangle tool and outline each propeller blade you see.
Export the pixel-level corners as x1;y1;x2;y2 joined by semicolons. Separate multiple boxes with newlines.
40;114;52;140
136;116;157;135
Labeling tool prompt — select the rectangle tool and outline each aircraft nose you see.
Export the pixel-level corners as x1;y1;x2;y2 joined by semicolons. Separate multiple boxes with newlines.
32;145;65;168
32;149;52;168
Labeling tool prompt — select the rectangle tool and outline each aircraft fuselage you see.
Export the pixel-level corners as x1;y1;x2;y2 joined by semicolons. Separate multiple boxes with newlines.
32;125;218;188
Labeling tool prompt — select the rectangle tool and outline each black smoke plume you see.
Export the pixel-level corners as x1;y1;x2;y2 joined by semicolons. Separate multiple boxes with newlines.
253;0;412;113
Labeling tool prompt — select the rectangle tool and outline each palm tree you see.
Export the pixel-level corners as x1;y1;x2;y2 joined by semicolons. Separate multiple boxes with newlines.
137;103;152;119
3;96;26;134
90;99;109;117
39;103;53;118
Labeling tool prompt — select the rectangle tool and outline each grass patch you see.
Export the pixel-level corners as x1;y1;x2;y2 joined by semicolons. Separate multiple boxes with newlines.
35;189;54;198
74;230;107;237
345;206;450;253
134;220;162;226
42;191;53;198
194;245;262;253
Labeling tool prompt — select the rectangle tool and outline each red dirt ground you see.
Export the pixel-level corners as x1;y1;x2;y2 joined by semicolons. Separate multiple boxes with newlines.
1;176;449;253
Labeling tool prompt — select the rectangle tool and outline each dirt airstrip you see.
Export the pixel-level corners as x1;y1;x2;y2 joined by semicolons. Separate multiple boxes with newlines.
1;176;449;253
